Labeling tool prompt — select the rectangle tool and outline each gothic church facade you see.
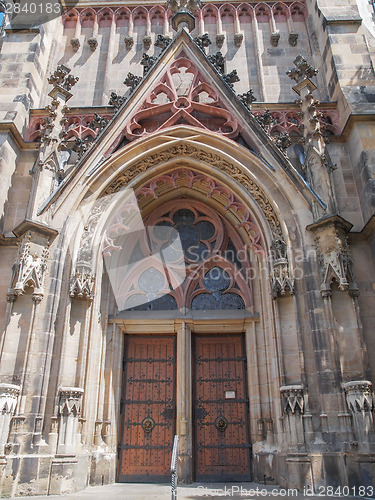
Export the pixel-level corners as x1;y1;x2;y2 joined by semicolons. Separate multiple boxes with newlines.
0;0;375;496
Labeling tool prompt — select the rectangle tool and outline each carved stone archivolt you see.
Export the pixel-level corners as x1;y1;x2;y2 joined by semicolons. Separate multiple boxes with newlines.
280;385;304;414
135;167;263;253
343;381;374;413
103;144;282;241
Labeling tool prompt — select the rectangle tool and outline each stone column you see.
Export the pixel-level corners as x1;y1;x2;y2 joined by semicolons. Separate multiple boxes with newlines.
0;384;20;455
176;322;192;483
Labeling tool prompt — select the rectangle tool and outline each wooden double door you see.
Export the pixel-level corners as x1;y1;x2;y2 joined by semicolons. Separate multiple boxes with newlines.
119;334;251;482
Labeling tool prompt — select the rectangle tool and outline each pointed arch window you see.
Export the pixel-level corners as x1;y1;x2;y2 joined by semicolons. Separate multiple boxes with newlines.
103;200;253;312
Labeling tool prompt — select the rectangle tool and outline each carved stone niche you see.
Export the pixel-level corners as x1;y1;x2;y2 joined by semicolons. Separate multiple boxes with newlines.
307;215;358;296
8;222;58;304
280;385;305;446
270;235;295;299
0;384;20;455
58;387;84;452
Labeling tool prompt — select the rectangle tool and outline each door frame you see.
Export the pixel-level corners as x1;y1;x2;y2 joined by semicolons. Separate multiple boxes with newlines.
112;313;259;483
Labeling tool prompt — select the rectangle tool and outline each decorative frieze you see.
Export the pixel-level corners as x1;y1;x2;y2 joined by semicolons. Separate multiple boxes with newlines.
280;385;304;414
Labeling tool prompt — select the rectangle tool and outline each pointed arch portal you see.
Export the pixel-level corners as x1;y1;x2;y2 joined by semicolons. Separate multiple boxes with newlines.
66;125;305;484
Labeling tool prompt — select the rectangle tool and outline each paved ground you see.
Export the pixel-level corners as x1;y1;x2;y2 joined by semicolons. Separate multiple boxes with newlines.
23;482;367;499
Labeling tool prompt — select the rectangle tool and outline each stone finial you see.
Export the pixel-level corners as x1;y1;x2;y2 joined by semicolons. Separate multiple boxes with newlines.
223;69;240;89
270;31;280;47
168;0;201;31
167;0;202;14
70;38;80;52
270;236;295;299
286;54;318;84
48;65;79;93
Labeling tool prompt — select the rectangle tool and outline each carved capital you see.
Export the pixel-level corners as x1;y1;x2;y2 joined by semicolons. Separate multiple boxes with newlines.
343;381;374;413
280;385;304;414
58;387;84;417
69;270;95;300
0;384;20;414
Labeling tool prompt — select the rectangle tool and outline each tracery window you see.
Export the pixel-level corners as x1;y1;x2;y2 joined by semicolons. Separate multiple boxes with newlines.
103;199;253;312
